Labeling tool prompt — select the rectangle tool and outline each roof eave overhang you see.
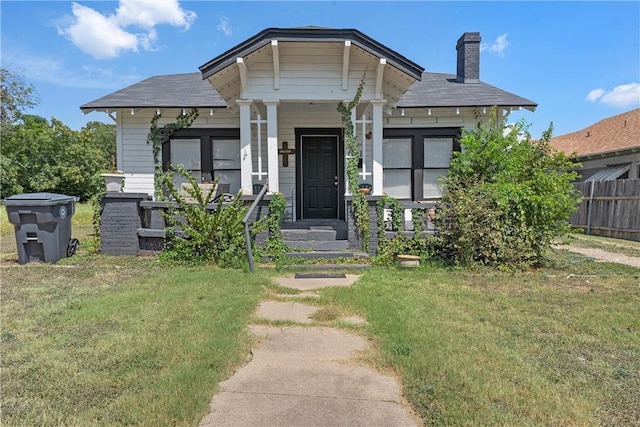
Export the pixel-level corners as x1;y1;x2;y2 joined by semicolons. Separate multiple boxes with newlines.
199;27;424;81
576;145;640;160
79;104;227;114
397;104;537;111
80;102;227;110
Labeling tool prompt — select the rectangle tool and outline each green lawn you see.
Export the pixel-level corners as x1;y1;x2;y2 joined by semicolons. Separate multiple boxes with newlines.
1;204;279;426
2;203;639;426
1;255;271;426
322;255;639;426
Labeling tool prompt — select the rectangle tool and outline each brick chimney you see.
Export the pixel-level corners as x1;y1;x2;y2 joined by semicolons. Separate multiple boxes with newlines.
456;32;481;84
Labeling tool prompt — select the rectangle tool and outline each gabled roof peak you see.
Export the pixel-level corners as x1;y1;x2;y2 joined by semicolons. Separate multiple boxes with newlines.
199;27;424;81
291;25;334;30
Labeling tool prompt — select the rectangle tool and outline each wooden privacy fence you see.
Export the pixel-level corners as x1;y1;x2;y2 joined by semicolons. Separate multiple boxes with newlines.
571;178;640;241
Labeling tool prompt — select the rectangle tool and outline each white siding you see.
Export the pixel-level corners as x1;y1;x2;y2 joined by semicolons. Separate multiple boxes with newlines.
385;107;480;129
117;104;487;200
212;42;409;106
118;108;239;196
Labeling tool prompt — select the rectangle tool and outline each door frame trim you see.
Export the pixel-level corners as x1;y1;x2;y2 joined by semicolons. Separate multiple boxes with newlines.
295;128;345;220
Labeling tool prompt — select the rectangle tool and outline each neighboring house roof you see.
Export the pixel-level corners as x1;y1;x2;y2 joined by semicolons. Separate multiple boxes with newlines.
199;27;424;81
80;73;226;111
81;71;535;112
550;108;640;157
397;72;536;109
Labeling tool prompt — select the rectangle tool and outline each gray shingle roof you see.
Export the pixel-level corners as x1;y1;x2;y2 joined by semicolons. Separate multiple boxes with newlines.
80;72;225;111
397;72;536;108
80;71;536;111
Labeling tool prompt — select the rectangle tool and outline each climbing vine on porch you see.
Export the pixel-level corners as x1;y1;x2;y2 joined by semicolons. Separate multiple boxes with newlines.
147;108;199;198
264;192;289;262
337;78;370;251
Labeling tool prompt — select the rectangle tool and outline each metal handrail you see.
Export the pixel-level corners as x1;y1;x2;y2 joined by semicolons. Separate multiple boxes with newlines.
242;183;268;273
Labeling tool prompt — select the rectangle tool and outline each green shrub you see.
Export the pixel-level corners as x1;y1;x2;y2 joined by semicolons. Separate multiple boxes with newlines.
158;165;266;268
436;115;581;269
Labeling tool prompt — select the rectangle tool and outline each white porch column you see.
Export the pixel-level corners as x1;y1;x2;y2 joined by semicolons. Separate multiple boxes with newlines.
264;100;279;192
371;99;386;195
237;100;253;195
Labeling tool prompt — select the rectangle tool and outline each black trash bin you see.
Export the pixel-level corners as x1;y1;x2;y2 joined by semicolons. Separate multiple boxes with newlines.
4;193;79;264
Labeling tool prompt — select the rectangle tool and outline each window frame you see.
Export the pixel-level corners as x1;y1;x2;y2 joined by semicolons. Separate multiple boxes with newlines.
382;127;461;200
162;128;241;184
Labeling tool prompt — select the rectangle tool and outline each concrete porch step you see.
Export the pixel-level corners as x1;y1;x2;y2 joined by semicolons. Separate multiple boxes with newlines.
268;264;371;271
285;240;349;251
284;251;369;260
281;229;337;241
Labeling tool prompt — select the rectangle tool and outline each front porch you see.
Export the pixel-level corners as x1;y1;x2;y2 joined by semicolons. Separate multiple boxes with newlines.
193;27;423;217
98;192;437;258
165;99;389;223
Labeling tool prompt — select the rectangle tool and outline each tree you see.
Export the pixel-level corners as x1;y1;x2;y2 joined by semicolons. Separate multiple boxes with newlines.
80;121;117;170
1;116;116;200
0;67;38;130
0;69;116;199
436;115;581;269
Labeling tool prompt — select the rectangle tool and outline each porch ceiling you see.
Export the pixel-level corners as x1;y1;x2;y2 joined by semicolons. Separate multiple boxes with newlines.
200;28;423;110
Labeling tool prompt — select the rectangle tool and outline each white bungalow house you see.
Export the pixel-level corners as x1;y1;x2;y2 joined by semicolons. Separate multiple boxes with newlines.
81;27;536;222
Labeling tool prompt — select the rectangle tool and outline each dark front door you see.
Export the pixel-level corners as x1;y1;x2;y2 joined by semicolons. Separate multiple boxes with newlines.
301;136;338;219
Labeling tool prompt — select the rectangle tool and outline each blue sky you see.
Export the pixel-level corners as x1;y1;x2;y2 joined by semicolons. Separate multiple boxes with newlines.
2;1;639;138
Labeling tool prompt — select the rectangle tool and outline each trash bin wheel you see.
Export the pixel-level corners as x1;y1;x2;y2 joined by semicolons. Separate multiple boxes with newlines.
67;238;80;257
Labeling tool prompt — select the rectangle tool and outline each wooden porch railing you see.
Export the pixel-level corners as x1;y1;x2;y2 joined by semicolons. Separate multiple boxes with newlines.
378;201;437;238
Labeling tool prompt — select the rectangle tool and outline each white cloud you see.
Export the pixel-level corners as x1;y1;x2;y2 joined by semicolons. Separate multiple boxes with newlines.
601;83;640;107
586;83;640;108
480;33;509;57
115;0;196;29
217;16;233;37
58;0;196;59
59;3;138;59
586;88;605;102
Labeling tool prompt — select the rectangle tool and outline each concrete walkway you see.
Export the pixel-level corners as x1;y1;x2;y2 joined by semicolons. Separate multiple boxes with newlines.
198;275;419;427
562;244;640;268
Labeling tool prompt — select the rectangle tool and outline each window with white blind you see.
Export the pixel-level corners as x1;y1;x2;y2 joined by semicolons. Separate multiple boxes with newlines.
212;139;241;195
382;128;459;200
170;138;201;188
423;137;453;198
382;138;412;199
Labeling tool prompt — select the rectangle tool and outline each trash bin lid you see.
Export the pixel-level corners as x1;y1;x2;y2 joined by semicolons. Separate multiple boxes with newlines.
4;192;76;206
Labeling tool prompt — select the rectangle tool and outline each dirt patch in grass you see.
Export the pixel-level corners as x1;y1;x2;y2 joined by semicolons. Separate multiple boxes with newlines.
309;306;342;322
561;245;640;268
